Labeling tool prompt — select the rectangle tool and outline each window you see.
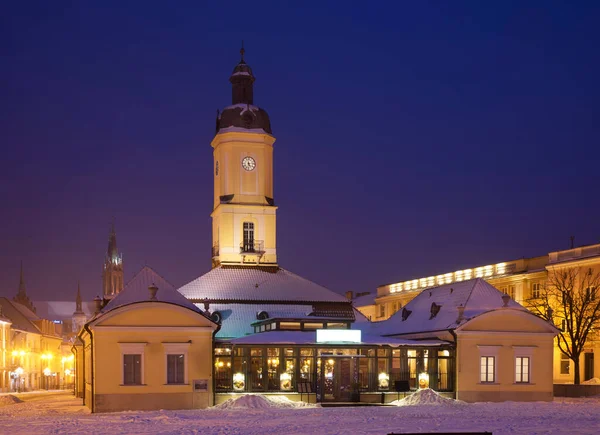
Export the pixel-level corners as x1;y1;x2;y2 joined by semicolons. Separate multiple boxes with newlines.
167;354;185;384
243;222;255;252
124;354;142;385
585;287;597;302
480;356;495;383
515;357;530;383
560;353;570;375
119;343;146;385
531;283;541;299
163;343;190;385
379;304;386;318
501;285;515;300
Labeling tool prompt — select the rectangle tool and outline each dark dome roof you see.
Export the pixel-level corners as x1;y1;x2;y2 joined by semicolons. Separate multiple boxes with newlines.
217;104;272;134
232;61;253;77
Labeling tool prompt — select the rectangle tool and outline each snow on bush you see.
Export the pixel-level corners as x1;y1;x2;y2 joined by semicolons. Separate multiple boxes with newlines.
214;394;318;410
390;388;466;407
581;377;600;385
0;395;23;406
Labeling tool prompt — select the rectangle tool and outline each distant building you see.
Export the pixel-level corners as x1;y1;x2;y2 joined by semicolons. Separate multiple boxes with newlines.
356;243;600;384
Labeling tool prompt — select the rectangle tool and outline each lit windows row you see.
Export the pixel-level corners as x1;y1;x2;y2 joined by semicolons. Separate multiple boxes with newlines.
388;263;514;294
479;356;531;384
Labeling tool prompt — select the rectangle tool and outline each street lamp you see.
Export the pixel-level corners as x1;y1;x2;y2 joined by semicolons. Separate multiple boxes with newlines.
43;367;51;390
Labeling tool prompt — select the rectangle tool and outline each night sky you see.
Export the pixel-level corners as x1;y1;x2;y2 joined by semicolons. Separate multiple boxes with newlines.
2;1;599;302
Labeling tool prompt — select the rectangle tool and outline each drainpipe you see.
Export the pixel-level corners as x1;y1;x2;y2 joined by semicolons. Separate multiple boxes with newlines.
83;323;94;413
449;329;458;400
71;347;77;399
211;321;222;407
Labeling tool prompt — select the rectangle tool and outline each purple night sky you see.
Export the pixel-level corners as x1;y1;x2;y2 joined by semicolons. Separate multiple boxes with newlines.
1;1;599;302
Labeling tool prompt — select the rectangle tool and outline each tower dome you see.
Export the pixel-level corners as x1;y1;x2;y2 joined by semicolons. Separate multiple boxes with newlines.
216;45;272;134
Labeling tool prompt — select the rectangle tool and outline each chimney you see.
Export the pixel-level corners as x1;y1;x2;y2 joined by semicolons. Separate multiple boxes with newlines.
148;284;158;301
501;293;510;307
94;295;102;315
456;305;465;323
345;291;353;300
570;235;575;249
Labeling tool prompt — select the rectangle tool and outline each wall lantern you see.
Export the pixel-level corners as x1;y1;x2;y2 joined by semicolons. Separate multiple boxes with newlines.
233;373;245;391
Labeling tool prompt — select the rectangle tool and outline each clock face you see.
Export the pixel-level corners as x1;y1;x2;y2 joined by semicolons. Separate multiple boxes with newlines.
242;156;256;171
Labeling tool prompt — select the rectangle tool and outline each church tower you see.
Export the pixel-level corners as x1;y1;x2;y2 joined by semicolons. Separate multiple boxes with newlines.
102;222;124;298
211;46;277;268
13;262;36;313
72;282;87;333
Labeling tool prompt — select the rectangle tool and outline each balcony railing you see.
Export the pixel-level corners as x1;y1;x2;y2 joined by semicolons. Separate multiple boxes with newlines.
240;240;264;254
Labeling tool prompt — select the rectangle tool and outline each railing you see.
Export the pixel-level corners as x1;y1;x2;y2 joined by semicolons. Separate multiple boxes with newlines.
240;240;264;254
212;245;219;258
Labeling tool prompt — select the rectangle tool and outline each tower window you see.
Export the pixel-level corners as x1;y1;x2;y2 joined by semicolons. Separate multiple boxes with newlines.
243;222;255;252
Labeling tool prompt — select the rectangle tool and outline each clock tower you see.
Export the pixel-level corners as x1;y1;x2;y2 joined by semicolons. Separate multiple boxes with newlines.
211;47;277;268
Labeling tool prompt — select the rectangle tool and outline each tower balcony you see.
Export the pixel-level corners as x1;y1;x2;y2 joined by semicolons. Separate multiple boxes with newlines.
240;240;264;254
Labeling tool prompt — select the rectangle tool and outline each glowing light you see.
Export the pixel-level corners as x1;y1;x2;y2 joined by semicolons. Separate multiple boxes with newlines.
43;368;51;376
233;373;245;391
280;372;292;391
418;372;430;388
378;372;389;389
19;350;26;357
12;350;18;357
65;369;71;376
327;359;334;365
15;367;23;376
496;263;506;275
316;329;361;343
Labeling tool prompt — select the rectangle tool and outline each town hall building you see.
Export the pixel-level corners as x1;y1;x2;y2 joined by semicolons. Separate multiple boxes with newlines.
73;49;559;412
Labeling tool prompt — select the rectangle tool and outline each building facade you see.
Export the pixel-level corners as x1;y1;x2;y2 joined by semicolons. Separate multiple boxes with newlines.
357;244;600;384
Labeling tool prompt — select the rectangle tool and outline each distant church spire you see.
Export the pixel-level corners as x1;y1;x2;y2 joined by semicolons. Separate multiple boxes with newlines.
102;221;124;299
75;281;83;313
13;261;36;313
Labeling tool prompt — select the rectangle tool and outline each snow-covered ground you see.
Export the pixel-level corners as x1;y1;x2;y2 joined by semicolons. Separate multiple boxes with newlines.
1;390;600;434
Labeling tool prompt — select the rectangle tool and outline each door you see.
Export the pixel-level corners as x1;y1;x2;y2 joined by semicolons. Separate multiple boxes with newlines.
243;222;255;252
320;357;356;402
584;353;594;381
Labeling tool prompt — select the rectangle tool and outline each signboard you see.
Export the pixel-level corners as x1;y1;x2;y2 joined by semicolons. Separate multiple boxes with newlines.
316;329;361;343
193;379;208;392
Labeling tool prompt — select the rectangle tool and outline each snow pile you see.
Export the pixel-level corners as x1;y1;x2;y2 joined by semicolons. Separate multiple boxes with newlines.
581;377;600;385
215;394;317;410
0;395;23;406
391;389;466;407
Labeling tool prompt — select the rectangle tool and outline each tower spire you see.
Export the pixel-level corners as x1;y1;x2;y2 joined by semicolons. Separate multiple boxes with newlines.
103;221;124;299
18;260;26;296
75;281;83;313
14;261;36;313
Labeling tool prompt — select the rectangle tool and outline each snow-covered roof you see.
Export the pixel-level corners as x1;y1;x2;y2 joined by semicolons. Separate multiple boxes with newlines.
205;303;322;339
102;266;202;314
179;266;349;303
217;126;269;135
352;292;376;307
225;330;448;347
0;297;41;334
374;278;526;337
33;301;95;321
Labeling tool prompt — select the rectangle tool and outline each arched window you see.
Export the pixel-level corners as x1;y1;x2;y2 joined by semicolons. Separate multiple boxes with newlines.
243;222;255;252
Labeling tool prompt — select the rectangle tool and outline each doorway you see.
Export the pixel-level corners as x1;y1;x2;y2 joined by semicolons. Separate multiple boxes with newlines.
584;353;594;381
320;357;359;402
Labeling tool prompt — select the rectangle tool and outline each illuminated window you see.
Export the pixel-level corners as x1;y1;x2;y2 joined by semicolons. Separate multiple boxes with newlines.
464;269;473;280
455;271;463;282
475;267;484;278
379;305;386;318
500;285;515;299
243;222;255;252
531;283;541;299
515;357;530;383
480;356;495;383
585;287;597;302
484;265;493;277
560;353;570;375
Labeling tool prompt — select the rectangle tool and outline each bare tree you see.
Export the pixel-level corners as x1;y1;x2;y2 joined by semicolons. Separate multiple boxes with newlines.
530;267;600;384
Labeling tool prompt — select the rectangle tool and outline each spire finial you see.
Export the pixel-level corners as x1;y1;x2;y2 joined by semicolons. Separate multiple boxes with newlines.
240;41;245;62
18;261;26;296
76;281;83;312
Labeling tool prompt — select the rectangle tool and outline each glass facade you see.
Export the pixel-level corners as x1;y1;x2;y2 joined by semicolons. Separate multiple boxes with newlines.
214;344;454;400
